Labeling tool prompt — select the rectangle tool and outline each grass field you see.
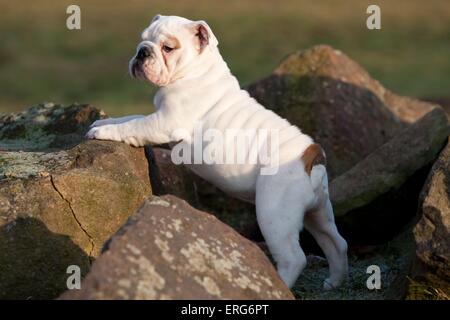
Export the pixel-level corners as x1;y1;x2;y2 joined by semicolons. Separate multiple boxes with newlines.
1;0;449;116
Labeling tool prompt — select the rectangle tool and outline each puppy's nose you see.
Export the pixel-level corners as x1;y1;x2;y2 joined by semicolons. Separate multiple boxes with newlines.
137;46;151;60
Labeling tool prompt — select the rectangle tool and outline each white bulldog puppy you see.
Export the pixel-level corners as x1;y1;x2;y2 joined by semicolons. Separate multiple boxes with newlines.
86;15;348;289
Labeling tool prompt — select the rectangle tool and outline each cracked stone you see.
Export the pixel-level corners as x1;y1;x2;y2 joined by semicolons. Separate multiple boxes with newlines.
0;103;151;299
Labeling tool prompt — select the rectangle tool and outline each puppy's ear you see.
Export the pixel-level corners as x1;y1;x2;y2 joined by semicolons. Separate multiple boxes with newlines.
190;21;219;52
142;15;162;39
151;14;162;24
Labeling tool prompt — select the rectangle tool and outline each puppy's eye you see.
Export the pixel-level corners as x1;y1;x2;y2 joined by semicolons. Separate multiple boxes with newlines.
162;45;174;53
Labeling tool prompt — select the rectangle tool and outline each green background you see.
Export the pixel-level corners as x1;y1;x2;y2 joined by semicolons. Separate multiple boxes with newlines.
1;0;449;116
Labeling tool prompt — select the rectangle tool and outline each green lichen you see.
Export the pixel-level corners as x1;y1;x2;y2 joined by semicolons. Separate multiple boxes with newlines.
283;76;316;135
0;102;103;152
0;151;72;180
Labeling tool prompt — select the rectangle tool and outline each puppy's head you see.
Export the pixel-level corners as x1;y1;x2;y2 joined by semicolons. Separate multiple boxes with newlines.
129;15;218;86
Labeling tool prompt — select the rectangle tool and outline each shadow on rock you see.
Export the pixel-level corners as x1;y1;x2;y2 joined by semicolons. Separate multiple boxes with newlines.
0;217;90;299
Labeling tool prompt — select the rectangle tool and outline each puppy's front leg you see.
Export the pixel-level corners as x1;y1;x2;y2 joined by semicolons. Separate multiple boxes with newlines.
85;112;174;147
90;115;146;128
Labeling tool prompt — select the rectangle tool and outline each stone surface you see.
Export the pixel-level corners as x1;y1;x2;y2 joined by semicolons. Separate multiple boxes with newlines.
146;147;197;205
0;104;151;299
0;102;105;152
60;195;293;300
330;108;449;244
330;108;449;216
423;97;450;117
413;138;450;281
248;45;438;179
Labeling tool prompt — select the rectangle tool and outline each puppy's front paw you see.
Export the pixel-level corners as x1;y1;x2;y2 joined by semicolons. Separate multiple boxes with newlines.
85;125;121;141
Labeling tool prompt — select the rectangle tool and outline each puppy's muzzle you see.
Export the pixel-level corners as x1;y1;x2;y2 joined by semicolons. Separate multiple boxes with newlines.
130;44;153;79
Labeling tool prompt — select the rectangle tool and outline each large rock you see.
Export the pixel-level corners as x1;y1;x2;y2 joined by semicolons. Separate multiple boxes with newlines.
248;45;438;179
0;104;151;299
60;195;293;300
412;138;450;285
330;108;449;243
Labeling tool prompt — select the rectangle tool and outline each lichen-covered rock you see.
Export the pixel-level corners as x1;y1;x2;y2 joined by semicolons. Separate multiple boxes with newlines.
60;195;293;300
330;108;449;244
414;138;450;277
247;45;438;179
409;138;450;298
0;104;151;299
0;102;104;152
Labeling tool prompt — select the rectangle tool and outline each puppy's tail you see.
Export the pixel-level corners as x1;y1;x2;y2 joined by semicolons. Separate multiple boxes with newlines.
310;163;327;195
301;143;327;194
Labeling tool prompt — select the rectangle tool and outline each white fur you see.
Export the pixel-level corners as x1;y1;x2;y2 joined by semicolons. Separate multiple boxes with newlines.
86;15;348;289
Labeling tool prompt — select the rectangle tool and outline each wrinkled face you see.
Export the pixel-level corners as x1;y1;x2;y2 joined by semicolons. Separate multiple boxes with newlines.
129;15;218;86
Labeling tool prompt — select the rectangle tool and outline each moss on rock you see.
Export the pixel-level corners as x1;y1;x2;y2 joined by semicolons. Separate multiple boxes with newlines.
0;102;105;151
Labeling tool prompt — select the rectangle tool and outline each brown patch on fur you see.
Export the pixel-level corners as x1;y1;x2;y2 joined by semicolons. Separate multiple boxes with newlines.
301;144;326;176
164;36;181;49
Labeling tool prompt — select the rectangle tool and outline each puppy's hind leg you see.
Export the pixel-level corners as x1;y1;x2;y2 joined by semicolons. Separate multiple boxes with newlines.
255;174;308;288
305;196;348;290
